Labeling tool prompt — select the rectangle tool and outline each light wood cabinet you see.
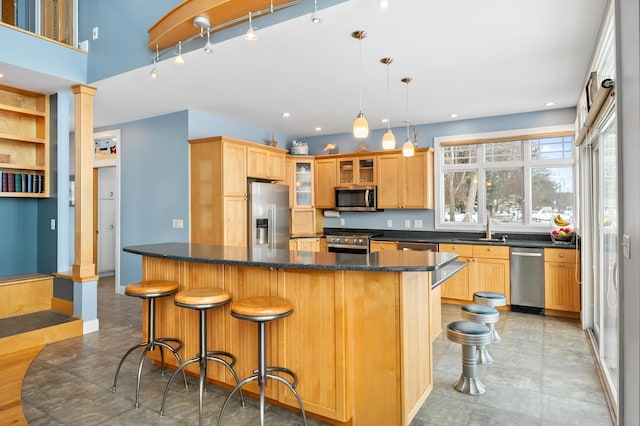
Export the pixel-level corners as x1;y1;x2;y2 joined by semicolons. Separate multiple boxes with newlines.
370;240;398;252
0;84;50;197
544;248;581;313
247;145;286;181
288;156;323;235
190;136;248;246
290;238;324;252
438;243;510;303
314;157;336;208
377;148;433;209
336;155;376;186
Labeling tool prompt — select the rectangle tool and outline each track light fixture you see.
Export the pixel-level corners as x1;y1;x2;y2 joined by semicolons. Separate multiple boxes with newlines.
311;0;321;23
244;12;257;41
204;28;214;53
401;77;416;157
352;30;369;139
149;45;160;79
174;41;185;64
381;57;396;150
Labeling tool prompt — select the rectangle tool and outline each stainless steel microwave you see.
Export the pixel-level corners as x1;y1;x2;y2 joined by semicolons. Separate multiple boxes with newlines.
335;186;378;211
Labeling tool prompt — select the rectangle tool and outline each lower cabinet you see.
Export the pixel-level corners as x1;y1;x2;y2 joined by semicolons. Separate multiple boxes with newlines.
439;244;510;303
289;237;326;252
544;248;581;312
370;240;398;252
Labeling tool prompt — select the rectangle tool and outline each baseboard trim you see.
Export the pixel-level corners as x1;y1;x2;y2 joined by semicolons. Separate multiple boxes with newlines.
83;318;100;334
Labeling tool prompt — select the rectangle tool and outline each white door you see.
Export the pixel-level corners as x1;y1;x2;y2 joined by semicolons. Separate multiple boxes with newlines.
98;167;116;274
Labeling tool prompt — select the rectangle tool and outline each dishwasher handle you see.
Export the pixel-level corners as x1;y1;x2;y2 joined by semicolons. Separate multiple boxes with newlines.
511;251;543;257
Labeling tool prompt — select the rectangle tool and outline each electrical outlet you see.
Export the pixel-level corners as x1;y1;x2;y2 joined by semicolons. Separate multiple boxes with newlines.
92;26;99;40
414;219;423;228
387;219;393;227
340;218;345;226
404;219;411;228
172;219;184;229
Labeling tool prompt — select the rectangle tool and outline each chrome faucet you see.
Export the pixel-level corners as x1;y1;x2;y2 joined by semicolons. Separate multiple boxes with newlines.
485;215;492;239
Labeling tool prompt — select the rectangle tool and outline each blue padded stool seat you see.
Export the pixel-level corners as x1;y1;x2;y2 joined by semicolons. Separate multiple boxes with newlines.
446;321;492;395
473;291;507;307
461;304;500;365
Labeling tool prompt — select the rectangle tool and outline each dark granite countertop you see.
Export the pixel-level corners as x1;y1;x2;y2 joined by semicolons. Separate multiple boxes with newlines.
123;242;459;272
324;228;579;249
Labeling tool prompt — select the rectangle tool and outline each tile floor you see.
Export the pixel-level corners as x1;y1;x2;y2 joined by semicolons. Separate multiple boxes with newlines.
21;277;613;425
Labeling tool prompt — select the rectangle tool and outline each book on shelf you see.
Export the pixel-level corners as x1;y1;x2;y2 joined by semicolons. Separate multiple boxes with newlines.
1;172;6;192
27;174;32;192
21;174;27;192
7;173;15;192
15;173;22;192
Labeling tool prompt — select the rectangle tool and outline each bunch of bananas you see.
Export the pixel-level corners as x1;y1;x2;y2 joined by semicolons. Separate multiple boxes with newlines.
553;215;570;227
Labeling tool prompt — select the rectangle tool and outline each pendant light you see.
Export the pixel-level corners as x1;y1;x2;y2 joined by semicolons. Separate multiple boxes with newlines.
380;57;396;149
352;30;369;139
204;28;213;53
402;77;415;157
174;41;185;65
311;0;321;23
244;12;257;41
149;45;159;79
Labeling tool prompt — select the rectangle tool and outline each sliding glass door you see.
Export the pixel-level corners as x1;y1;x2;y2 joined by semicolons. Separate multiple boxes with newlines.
590;110;619;403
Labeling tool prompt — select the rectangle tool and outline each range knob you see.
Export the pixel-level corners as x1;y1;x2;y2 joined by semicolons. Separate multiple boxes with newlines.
356;238;364;244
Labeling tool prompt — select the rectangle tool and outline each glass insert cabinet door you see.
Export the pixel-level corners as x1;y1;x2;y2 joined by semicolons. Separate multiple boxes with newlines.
294;160;313;207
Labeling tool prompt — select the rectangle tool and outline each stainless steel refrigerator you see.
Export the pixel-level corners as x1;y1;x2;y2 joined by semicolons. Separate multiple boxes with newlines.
248;182;289;249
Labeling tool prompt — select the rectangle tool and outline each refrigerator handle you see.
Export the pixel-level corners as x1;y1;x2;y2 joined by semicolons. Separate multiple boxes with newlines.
268;205;275;248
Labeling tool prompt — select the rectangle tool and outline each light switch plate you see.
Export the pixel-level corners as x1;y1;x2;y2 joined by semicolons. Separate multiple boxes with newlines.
387;219;393;227
414;219;423;228
404;219;411;228
172;219;184;229
50;218;56;231
92;27;99;40
340;218;345;226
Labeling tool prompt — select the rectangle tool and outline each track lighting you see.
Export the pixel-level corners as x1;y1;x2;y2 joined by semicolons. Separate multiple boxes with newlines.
381;57;395;149
174;41;185;65
149;45;159;78
352;30;369;139
244;12;257;41
311;0;321;23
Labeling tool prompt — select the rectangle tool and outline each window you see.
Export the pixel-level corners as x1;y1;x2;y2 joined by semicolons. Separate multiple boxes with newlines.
435;126;575;231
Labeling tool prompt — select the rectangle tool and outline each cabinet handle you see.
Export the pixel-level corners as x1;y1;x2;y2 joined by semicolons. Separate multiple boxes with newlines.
559;263;565;267
487;248;493;252
559;253;565;258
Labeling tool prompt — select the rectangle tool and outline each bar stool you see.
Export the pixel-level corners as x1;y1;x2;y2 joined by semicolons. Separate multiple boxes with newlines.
473;291;507;342
446;321;493;395
160;288;245;426
112;280;187;408
217;296;307;426
460;304;500;365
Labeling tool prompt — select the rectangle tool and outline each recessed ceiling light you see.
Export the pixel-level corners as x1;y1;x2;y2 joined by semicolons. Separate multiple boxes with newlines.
0;73;4;78
544;102;556;107
449;113;458;118
378;0;390;9
281;112;290;118
315;127;322;132
380;118;388;123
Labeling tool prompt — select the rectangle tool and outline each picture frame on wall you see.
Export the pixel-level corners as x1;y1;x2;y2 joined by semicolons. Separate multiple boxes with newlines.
93;129;120;167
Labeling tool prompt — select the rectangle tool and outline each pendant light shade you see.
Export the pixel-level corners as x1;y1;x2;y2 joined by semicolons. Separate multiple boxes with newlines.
381;57;395;149
402;77;415;157
352;31;368;139
353;113;369;138
174;41;185;64
244;12;257;41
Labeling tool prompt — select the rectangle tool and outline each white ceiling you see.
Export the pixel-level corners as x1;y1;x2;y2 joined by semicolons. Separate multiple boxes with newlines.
4;0;610;138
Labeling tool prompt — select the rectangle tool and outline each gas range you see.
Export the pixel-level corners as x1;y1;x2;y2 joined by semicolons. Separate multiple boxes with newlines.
325;231;382;254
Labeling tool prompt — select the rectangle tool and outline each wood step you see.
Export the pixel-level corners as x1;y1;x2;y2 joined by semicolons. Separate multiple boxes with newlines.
0;310;83;357
0;273;54;319
0;345;44;425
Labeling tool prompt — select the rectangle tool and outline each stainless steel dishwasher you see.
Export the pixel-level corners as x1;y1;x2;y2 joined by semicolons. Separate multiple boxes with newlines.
510;247;545;314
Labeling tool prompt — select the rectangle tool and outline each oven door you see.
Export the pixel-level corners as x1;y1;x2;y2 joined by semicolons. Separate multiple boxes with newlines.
327;244;369;255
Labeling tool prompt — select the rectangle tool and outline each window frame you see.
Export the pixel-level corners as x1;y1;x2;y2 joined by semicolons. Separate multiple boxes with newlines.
434;124;576;233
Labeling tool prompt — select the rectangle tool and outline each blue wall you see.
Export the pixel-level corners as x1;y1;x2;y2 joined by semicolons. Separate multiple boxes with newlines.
188;110;293;143
100;111;190;287
304;108;576;231
0;199;38;274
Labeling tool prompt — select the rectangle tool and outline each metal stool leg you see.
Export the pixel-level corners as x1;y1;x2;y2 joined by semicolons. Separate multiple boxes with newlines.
453;344;486;395
218;321;307;426
161;308;244;425
489;321;502;343
112;297;187;408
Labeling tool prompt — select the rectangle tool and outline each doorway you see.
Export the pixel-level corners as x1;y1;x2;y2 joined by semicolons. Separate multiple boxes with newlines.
97;166;116;276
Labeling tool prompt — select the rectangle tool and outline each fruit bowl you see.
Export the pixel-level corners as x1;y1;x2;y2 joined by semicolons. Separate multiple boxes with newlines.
550;214;575;243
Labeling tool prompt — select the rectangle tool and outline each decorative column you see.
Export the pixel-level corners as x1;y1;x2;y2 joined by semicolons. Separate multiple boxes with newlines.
71;84;99;333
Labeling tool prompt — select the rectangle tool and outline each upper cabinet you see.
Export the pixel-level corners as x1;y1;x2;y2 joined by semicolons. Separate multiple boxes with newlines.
292;157;314;208
337;156;376;186
247;145;286;181
377;148;434;209
314;157;336;209
0;84;50;197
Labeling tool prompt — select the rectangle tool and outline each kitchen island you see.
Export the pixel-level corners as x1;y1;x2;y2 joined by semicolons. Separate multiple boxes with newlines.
123;243;460;426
